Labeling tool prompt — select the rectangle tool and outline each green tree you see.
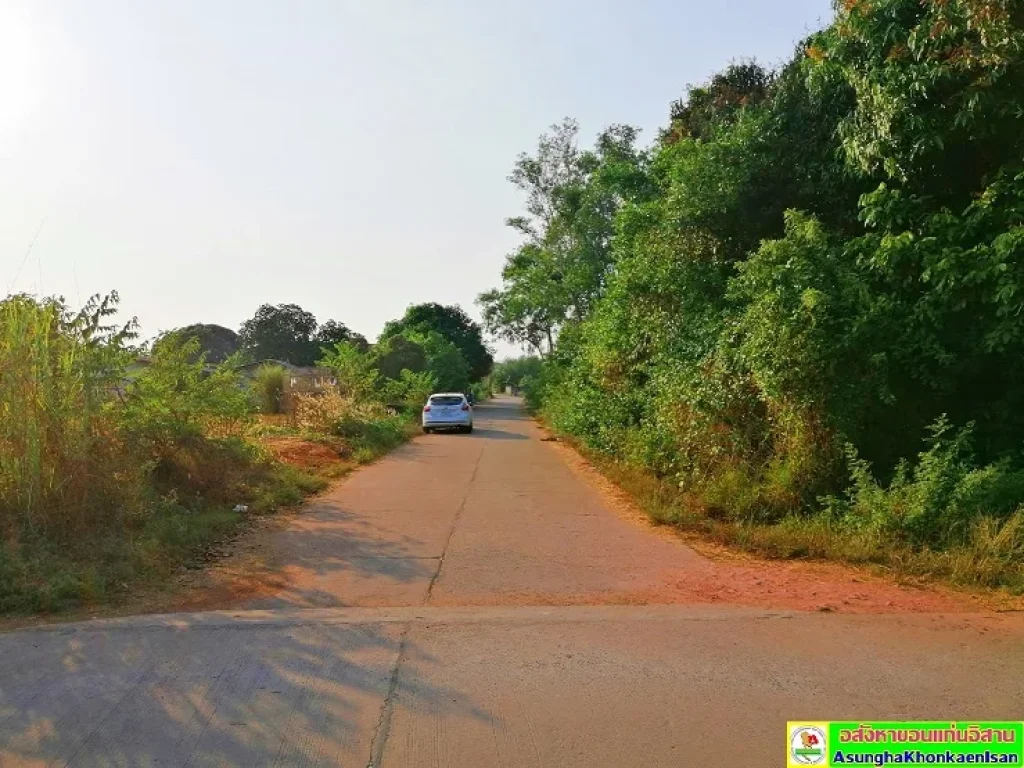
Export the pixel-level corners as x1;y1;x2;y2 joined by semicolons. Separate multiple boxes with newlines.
238;304;318;364
314;320;368;355
420;332;470;393
371;334;428;381
121;336;252;444
381;369;438;409
479;120;650;354
665;61;773;143
491;356;543;391
153;324;240;364
238;304;364;366
319;341;378;399
380;303;492;380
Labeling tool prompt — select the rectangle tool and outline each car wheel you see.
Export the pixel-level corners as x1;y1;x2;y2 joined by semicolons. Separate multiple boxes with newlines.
423;427;432;434
465;425;473;434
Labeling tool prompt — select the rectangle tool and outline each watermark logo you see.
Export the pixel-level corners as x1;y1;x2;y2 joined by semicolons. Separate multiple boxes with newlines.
788;723;828;766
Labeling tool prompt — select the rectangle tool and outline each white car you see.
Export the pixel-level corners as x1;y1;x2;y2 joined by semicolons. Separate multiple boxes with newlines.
422;393;473;434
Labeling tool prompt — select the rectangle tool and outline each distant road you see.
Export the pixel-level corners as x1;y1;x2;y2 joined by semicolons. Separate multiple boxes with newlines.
2;397;1022;766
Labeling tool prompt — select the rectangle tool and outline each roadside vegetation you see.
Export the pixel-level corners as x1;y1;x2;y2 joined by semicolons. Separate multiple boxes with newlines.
491;357;543;394
0;295;491;614
481;0;1024;591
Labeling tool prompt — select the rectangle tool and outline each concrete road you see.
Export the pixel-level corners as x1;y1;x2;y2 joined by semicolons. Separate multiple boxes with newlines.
1;398;1022;766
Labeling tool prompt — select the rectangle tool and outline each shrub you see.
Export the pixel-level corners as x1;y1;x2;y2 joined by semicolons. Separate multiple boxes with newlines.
293;391;410;462
318;341;378;399
294;391;353;434
252;364;286;414
0;294;320;614
825;418;1024;548
0;293;137;539
380;369;437;410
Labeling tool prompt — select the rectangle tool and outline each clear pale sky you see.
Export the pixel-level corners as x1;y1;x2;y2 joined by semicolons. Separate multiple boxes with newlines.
0;0;833;357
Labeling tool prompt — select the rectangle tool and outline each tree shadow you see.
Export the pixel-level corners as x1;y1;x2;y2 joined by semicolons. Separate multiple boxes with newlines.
468;428;528;441
0;614;489;766
241;500;442;609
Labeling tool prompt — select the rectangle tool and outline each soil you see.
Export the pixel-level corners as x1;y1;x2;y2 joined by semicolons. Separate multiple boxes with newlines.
544;433;1023;614
264;435;350;469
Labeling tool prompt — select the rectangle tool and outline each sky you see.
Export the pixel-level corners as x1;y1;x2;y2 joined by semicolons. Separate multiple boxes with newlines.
0;0;834;358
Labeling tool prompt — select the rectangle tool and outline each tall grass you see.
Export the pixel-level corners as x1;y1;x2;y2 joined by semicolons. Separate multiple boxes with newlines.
293;391;413;463
0;294;321;614
253;364;286;414
0;294;136;539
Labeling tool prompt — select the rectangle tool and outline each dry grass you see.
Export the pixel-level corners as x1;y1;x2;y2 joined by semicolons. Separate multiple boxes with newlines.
558;431;1024;596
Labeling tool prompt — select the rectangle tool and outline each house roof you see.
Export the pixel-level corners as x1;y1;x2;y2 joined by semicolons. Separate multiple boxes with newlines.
233;359;332;376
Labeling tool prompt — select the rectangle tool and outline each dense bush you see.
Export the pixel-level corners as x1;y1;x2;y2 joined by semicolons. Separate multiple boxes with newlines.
0;294;137;539
0;295;316;612
481;0;1024;584
293;392;409;463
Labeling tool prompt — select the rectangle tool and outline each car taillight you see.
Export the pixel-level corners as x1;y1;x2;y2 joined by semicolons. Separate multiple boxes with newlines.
461;403;469;411
423;405;431;412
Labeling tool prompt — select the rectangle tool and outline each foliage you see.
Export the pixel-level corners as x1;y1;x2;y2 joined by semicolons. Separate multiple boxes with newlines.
120;337;253;444
251;364;287;415
491;356;543;391
371;333;428;380
238;303;365;365
825;419;1024;548
666;61;773;143
319;341;379;399
0;295;323;614
479;119;653;354
381;369;437;409
293;392;410;463
380;302;492;381
0;293;136;537
239;303;318;364
369;329;471;394
479;0;1024;583
420;331;471;393
315;320;369;354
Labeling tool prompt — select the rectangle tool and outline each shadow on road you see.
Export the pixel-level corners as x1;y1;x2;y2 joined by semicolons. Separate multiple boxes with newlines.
245;500;438;609
0;400;545;763
468;428;528;441
0;616;488;765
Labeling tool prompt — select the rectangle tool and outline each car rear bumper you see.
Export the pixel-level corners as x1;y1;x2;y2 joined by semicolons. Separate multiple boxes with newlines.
422;418;472;427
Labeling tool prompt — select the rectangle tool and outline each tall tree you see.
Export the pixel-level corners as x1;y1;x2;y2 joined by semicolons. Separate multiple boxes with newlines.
238;304;318;364
421;332;471;393
479;120;649;354
371;334;428;380
153;324;240;364
380;303;492;380
314;320;368;354
665;61;773;143
238;305;365;365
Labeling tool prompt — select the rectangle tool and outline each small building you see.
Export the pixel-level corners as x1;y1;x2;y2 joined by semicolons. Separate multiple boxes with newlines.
233;360;338;413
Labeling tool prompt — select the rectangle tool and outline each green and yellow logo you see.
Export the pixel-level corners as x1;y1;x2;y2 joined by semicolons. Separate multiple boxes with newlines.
788;722;828;766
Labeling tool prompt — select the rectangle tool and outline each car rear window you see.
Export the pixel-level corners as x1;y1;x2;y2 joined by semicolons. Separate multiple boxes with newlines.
430;396;464;406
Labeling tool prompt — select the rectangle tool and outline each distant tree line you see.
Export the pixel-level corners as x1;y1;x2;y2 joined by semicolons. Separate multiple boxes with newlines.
153;301;493;397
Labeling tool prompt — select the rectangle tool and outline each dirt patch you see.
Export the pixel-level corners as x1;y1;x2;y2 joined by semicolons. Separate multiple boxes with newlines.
542;434;1023;615
264;435;350;469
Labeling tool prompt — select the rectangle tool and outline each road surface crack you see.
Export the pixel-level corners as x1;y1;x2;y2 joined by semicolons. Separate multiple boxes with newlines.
365;444;484;767
365;624;409;768
424;443;484;603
